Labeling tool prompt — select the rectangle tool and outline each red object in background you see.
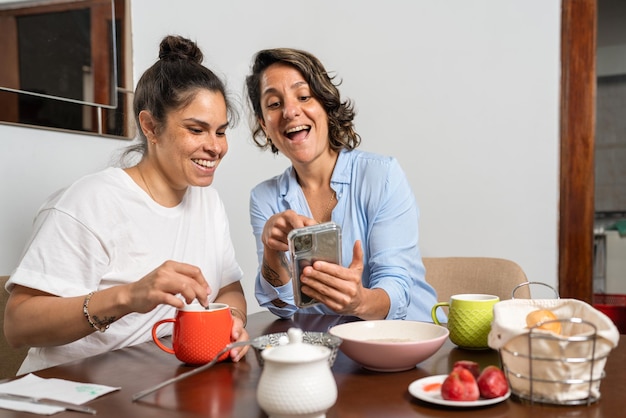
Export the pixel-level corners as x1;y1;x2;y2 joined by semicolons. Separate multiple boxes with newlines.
593;294;626;334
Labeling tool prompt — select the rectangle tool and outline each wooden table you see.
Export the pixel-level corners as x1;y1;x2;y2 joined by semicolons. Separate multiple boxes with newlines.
1;311;624;417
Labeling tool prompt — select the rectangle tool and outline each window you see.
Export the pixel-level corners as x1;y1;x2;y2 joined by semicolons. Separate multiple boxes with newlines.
0;0;133;138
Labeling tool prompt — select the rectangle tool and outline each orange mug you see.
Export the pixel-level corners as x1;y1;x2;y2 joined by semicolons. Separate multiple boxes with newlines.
152;302;233;365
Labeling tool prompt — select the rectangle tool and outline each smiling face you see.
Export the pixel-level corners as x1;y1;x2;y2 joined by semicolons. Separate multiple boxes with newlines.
258;63;331;166
149;89;229;195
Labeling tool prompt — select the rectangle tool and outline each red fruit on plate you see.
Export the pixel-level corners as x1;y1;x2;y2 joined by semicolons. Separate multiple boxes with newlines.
441;366;480;401
477;365;509;399
453;360;480;378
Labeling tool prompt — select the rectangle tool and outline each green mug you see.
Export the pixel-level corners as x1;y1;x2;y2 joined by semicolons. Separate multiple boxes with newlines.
431;294;499;350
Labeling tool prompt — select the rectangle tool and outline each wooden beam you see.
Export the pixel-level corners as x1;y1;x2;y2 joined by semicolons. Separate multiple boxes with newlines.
0;16;19;122
559;0;597;302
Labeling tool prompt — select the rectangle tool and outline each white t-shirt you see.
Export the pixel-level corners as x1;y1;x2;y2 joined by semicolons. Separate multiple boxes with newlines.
7;167;243;374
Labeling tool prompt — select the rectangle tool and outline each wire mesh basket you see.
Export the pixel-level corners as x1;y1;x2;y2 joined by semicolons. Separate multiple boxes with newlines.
489;298;620;405
501;318;605;405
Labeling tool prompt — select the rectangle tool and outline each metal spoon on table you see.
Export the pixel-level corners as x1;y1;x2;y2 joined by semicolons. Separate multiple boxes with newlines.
131;340;253;402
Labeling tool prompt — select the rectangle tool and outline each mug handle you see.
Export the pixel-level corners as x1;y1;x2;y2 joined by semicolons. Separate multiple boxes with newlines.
431;302;449;325
152;318;176;354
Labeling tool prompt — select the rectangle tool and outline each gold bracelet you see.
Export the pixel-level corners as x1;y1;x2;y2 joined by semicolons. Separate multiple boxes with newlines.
229;306;247;328
82;291;109;333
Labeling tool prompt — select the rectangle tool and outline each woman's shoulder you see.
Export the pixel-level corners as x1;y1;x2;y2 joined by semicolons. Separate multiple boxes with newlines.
41;168;130;210
340;149;401;176
346;149;394;163
61;167;125;189
250;166;294;196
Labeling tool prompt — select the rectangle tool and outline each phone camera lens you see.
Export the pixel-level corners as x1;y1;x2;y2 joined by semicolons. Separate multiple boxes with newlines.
294;234;312;252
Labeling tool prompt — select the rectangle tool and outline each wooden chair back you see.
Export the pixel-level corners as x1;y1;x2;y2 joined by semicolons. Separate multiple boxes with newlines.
423;257;532;305
1;275;29;378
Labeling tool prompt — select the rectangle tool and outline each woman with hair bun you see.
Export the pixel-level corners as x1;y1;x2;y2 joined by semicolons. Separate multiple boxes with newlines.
4;35;249;374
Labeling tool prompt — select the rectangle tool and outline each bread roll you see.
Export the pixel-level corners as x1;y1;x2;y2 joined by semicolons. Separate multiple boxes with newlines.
526;309;561;334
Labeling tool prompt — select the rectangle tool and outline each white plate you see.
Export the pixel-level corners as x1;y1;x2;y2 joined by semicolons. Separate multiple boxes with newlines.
408;375;511;407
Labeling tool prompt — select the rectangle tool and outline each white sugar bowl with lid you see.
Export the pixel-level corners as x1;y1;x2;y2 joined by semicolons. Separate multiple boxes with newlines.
257;327;338;418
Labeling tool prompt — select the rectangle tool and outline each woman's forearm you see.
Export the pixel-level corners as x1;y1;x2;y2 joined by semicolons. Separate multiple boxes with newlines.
4;285;131;348
261;249;291;287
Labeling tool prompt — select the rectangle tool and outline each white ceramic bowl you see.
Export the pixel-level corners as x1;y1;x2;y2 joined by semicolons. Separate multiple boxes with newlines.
328;320;449;372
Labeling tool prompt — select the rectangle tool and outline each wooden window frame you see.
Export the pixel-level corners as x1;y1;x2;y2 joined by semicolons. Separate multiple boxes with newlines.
0;0;131;138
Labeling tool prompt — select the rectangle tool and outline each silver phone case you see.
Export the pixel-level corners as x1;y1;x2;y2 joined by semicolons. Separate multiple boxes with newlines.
288;222;342;308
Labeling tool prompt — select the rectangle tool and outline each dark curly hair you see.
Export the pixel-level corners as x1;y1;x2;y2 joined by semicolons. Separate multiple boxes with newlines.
245;48;360;154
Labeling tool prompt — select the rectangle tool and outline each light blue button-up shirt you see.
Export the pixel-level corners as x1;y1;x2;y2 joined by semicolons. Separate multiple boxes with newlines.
250;149;439;321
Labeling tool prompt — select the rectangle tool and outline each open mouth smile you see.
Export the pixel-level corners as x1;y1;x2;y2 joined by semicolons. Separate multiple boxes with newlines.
285;125;311;140
192;159;217;168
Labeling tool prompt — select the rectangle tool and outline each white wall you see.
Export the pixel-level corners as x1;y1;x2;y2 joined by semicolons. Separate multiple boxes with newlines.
0;0;561;314
0;126;127;267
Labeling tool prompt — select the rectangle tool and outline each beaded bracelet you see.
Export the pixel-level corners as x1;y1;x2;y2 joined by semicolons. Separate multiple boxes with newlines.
82;291;109;333
229;306;247;328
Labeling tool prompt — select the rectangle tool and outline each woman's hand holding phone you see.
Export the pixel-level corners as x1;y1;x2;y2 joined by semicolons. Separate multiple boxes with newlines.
288;222;342;307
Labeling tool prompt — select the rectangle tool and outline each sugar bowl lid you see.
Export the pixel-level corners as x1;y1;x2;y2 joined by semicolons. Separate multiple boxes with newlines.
261;328;331;364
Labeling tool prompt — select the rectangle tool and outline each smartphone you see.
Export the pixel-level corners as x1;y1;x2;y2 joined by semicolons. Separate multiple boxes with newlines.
288;222;342;308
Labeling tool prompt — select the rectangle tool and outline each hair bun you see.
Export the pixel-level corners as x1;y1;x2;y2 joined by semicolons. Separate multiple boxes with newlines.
158;35;203;64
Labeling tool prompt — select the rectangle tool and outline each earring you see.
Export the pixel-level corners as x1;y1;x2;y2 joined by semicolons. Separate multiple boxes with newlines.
145;132;156;145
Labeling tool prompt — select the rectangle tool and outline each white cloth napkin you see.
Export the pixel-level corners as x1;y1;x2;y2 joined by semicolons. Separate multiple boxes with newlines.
489;298;620;349
0;373;120;415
